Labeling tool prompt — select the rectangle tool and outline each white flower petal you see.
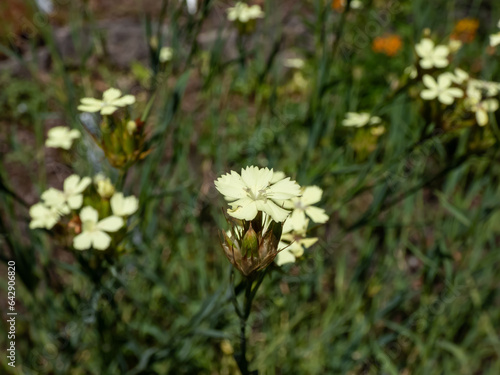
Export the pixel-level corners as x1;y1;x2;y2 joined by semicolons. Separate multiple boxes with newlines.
100;106;119;115
67;194;83;210
73;232;92;250
90;231;112;250
103;88;122;102
79;206;98;223
301;186;323;205
97;216;124;232
275;249;296;266
305;206;329;224
228;199;258;221
268;178;301;200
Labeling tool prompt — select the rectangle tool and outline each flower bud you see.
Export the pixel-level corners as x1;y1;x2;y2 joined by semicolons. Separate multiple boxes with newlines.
221;213;282;277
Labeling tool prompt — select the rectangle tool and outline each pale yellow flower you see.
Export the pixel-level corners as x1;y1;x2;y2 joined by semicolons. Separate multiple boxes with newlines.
342;112;381;127
465;87;499;126
490;32;500;47
110;193;139;217
73;206;124;250
420;74;463;105
29;203;60;230
78;88;135;115
284;58;305;69
415;38;449;69
94;174;115;199
45;127;80;150
159;47;173;63
215;166;301;222
42;175;91;213
276;219;318;266
284;186;328;231
227;2;264;23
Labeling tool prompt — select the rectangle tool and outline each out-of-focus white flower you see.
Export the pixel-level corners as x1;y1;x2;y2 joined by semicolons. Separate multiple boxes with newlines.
185;0;197;14
415;38;449;69
370;126;386;136
284;186;328;231
404;66;418;79
215;166;301;222
227;2;264;23
94;174;115;199
449;68;469;84
110;193;139;217
342;112;381;127
465;86;499;126
159;47;173;63
420;74;463;105
42;175;91;213
448;39;462;53
469;79;500;97
276;219;318;266
73;206;123;250
284;58;305;69
45;127;80;150
29;203;60;229
78;88;135;115
490;32;500;47
350;0;363;9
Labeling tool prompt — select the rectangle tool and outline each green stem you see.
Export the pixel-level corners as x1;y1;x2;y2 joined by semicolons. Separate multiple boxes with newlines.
232;270;267;375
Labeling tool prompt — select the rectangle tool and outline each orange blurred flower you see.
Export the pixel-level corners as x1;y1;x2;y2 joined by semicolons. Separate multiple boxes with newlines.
332;0;344;12
451;18;479;43
372;34;403;56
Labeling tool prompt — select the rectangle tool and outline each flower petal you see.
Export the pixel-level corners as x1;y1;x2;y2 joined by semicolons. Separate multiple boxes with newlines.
97;216;124;232
73;233;92;250
102;88;122;102
258;200;290;223
67;194;83;210
112;95;136;106
305;206;329;223
100;105;119;115
275;249;296;266
79;206;98;223
228;199;258;221
215;171;247;201
90;231;112;250
301;186;323;205
268;178;301;200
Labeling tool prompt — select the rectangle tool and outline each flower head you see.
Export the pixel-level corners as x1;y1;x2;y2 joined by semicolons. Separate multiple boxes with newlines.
29;203;60;230
420;74;463;105
45;127;80;150
227;2;264;23
221;212;282;276
73;206;123;250
78;88;136;115
215;166;301;223
110;193;139;217
342;112;381;127
283;186;329;232
41;175;91;213
490;32;500;47
372;34;403;56
451;18;479;43
465;86;499;126
276;219;318;266
284;58;305;69
94;173;115;199
159;47;173;63
415;38;449;69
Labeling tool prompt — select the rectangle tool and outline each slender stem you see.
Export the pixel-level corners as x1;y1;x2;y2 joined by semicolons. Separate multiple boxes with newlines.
232;270;268;375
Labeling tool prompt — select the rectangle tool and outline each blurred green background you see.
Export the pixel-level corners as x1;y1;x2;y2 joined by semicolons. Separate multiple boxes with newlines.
1;0;500;374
